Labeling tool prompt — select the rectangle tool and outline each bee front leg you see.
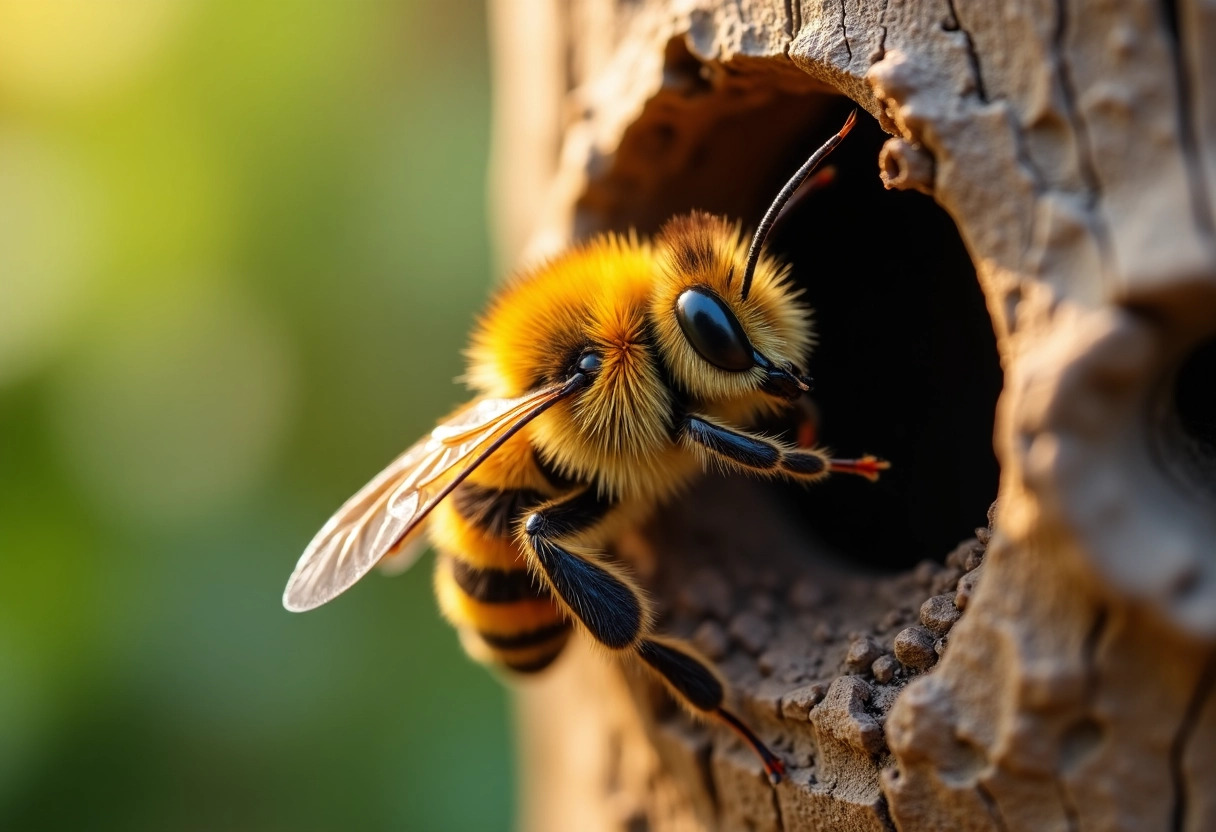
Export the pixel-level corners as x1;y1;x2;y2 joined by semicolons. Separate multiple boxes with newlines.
520;489;650;650
679;413;890;482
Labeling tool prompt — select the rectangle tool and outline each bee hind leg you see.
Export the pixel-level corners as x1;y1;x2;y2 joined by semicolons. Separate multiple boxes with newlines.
636;636;786;784
522;488;786;782
521;489;649;651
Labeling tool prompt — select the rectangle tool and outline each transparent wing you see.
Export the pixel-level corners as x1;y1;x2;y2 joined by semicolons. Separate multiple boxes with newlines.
376;527;430;576
283;385;571;612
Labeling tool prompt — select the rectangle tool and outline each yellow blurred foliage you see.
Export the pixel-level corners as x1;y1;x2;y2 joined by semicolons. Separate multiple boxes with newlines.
0;0;192;107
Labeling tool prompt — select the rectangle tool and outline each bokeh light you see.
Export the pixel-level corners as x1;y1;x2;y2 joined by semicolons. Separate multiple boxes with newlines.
47;276;294;525
0;127;102;384
0;1;510;829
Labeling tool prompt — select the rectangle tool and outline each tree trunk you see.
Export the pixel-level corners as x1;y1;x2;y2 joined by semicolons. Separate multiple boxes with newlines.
490;2;1216;830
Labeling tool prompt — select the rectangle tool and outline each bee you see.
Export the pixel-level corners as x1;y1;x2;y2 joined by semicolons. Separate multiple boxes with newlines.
283;110;886;782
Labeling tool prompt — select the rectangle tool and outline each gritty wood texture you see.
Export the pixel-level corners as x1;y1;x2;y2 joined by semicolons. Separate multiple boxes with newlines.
491;1;1216;829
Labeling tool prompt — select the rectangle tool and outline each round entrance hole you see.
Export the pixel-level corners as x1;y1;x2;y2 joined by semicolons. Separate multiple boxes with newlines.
1170;333;1216;490
576;87;1002;572
766;109;1002;570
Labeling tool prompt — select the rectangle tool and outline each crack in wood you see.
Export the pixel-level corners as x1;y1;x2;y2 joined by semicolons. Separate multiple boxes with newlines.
782;0;802;41
999;104;1046;268
874;791;897;832
1056;780;1081;832
942;0;988;103
1159;0;1216;249
838;0;853;61
975;781;1011;832
875;0;889;63
771;779;786;831
1050;0;1114;274
1169;648;1216;832
1057;606;1110;831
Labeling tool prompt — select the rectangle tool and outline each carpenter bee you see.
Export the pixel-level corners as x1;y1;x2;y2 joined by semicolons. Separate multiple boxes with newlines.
284;110;885;782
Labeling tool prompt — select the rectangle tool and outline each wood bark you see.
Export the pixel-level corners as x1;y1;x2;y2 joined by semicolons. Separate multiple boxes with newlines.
489;2;1216;830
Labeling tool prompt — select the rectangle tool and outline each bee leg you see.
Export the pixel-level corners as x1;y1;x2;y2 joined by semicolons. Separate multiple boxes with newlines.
679;413;890;482
636;636;786;784
523;489;785;782
521;489;649;651
823;456;891;480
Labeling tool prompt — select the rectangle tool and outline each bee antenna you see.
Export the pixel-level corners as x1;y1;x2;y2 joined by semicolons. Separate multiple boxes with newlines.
740;108;858;300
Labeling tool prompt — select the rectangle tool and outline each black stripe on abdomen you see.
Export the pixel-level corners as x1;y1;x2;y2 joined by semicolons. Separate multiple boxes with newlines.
532;448;582;492
450;482;545;538
502;651;564;674
479;621;570;650
449;556;543;604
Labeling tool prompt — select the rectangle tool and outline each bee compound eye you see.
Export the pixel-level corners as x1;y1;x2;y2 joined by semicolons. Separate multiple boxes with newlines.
675;288;755;372
577;352;602;375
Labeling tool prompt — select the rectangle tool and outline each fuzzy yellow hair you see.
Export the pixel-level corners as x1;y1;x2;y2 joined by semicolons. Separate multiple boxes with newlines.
463;214;812;502
650;212;813;421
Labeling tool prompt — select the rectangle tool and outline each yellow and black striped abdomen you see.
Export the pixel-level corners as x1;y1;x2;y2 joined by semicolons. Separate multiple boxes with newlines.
429;481;570;674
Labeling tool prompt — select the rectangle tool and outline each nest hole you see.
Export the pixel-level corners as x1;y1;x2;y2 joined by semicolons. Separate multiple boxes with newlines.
1171;334;1216;488
577;87;1001;572
767;108;1001;571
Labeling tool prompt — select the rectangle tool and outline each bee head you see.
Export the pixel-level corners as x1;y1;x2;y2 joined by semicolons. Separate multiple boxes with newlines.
650;212;813;406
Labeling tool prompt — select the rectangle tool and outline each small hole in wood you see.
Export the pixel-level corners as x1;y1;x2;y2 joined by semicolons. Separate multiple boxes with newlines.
1170;334;1216;489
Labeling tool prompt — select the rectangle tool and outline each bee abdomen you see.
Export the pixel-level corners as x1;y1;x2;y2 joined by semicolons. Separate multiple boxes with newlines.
459;617;572;675
479;621;569;649
451;482;546;539
450;557;538;604
435;553;570;675
477;620;571;674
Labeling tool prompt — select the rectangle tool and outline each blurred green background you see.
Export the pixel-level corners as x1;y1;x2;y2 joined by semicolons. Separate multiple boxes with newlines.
0;1;513;829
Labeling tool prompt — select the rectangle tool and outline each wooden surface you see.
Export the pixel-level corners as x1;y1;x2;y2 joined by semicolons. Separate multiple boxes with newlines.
490;2;1216;829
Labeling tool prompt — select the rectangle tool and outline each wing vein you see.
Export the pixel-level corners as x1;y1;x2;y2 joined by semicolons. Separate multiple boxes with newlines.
282;379;582;612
